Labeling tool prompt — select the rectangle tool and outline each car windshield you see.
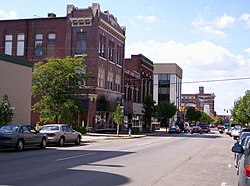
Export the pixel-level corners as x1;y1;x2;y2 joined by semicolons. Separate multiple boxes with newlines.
40;126;59;131
0;125;19;132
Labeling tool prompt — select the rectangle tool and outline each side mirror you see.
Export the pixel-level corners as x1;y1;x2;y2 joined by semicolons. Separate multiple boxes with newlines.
231;144;244;153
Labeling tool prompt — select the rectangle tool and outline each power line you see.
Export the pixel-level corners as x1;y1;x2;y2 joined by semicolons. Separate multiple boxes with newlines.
183;77;250;84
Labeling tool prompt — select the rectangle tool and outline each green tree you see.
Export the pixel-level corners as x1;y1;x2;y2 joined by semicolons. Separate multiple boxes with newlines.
113;104;123;136
236;91;250;125
156;100;176;130
231;97;245;124
142;95;156;130
200;110;214;123
186;107;202;123
32;56;89;124
0;95;14;125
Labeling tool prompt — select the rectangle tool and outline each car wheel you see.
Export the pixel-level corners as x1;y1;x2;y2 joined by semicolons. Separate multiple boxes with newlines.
40;138;46;149
191;132;193;134
16;140;24;151
200;131;202;134
58;137;65;146
75;136;81;145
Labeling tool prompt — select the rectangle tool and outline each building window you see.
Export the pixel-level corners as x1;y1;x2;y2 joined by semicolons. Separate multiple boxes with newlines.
108;40;114;62
5;35;13;55
16;33;25;56
48;33;56;44
47;33;56;57
107;71;114;90
99;35;106;58
116;45;122;66
98;67;105;88
76;32;87;55
35;34;43;56
115;75;121;91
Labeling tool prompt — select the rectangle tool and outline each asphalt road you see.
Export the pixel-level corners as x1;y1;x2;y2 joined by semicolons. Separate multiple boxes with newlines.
0;130;238;186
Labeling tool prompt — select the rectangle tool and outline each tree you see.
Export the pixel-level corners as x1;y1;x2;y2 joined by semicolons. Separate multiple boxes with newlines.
142;95;156;130
186;107;202;123
32;56;89;124
231;90;250;125
113;104;123;136
200;110;214;123
156;100;176;129
0;95;14;125
231;97;245;124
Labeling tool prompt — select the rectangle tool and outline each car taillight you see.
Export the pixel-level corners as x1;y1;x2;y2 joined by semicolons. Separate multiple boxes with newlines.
244;165;250;177
46;133;56;137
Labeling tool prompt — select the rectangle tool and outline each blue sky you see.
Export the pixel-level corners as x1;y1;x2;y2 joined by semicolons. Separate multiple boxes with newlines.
1;0;250;115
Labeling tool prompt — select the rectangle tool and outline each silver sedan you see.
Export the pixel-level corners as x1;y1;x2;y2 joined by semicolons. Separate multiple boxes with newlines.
39;124;82;146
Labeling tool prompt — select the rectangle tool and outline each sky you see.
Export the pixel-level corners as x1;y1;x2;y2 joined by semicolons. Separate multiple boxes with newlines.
1;0;250;115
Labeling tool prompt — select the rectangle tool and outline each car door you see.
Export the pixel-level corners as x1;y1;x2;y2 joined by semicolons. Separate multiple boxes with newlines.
20;126;34;146
62;126;73;143
67;126;77;142
27;125;42;145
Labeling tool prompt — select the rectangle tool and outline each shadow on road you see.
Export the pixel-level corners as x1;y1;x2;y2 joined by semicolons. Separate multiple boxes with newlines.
0;146;134;186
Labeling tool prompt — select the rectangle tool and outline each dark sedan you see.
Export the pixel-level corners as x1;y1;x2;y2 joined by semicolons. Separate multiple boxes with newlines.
0;124;47;151
199;124;210;133
190;126;203;134
168;125;180;134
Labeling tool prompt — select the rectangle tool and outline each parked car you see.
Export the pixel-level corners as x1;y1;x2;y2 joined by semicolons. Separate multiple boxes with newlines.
0;124;47;151
39;124;82;146
198;124;210;133
232;127;243;140
232;142;250;186
226;127;233;136
217;124;225;134
233;132;250;173
168;125;180;134
190;126;203;134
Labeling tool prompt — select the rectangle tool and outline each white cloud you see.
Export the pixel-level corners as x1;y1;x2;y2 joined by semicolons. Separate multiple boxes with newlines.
192;13;236;39
0;10;17;19
214;13;235;29
240;13;250;28
244;48;250;55
135;15;159;23
126;40;244;73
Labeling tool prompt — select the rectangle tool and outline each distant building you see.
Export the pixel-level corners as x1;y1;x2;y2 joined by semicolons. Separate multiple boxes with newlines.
0;54;33;124
181;86;216;115
124;54;154;130
153;63;183;122
0;3;126;130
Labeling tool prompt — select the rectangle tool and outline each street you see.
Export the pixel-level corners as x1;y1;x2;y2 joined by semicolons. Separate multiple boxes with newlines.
0;130;238;186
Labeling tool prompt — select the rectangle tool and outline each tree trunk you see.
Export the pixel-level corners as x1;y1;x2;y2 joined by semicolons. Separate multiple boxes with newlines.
117;124;119;137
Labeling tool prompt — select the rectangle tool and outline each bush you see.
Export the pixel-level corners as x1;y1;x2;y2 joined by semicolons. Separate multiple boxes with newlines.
131;127;139;134
73;126;86;134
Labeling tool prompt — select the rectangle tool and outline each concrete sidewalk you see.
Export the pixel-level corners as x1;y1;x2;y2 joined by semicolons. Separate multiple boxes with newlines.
81;128;166;141
82;132;146;141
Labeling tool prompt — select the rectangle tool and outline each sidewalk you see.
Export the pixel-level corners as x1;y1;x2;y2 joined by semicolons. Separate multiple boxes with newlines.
81;128;166;141
82;132;146;141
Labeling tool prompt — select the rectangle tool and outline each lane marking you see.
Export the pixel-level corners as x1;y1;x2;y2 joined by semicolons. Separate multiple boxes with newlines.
56;152;97;162
228;164;232;168
221;182;227;186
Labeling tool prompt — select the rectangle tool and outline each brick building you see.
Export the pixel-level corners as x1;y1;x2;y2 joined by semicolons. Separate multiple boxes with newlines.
124;54;154;130
181;86;216;116
0;3;126;130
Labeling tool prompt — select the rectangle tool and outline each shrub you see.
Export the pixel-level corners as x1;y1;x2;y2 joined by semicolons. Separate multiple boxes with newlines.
72;126;86;134
132;127;139;134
